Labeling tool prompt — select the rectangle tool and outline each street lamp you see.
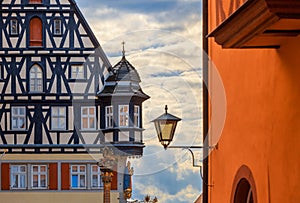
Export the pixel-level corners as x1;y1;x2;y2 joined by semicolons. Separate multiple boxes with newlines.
152;105;181;149
152;105;214;167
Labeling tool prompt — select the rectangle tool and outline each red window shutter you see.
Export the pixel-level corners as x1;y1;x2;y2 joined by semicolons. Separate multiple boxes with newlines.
49;163;58;190
111;168;118;190
29;0;42;4
30;17;43;47
61;163;70;190
1;163;10;190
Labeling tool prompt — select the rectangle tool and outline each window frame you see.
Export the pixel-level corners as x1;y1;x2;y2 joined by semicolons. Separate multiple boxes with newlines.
53;18;62;36
71;165;86;189
31;165;48;189
81;106;96;130
134;105;140;128
29;65;43;93
10;18;18;36
90;165;104;189
119;105;129;127
11;165;27;189
51;106;67;130
105;106;114;128
70;64;85;80
11;107;26;131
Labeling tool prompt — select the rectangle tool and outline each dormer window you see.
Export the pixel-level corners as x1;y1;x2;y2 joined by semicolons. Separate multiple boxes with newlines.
29;0;42;3
10;19;18;36
53;19;62;36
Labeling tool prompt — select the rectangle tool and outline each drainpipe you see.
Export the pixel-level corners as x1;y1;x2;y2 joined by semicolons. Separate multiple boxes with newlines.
202;0;209;202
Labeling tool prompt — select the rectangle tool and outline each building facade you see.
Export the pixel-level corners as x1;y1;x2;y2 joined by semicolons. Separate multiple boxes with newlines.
0;0;149;202
207;0;300;202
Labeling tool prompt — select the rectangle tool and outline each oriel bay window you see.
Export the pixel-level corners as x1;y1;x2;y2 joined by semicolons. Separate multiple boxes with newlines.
11;165;27;189
119;105;129;127
105;106;113;128
134;105;140;127
31;165;47;189
81;106;96;130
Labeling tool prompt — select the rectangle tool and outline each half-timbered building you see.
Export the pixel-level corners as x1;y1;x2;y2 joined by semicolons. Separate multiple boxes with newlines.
0;0;149;202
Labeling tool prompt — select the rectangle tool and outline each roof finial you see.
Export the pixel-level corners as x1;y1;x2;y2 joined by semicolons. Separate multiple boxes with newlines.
122;41;125;57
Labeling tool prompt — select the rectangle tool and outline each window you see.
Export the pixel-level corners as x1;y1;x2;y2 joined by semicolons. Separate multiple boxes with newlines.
105;106;113;128
53;19;62;35
70;64;84;79
119;105;129;127
91;165;103;189
31;165;47;189
29;17;43;47
30;65;43;92
11;107;26;130
51;107;66;130
71;165;86;189
10;19;18;35
134;105;140;127
11;165;27;189
81;107;96;130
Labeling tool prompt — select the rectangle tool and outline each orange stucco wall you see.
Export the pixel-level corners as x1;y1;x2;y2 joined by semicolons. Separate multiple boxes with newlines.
208;1;300;203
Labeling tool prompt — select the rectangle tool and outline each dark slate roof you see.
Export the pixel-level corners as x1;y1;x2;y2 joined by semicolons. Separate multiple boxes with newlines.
98;56;149;99
106;56;141;82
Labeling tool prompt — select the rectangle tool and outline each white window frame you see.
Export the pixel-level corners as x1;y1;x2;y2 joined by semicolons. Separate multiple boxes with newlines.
11;165;27;189
90;165;103;189
81;106;96;130
30;65;43;92
51;107;66;130
10;19;18;35
11;107;26;130
31;165;47;189
70;64;84;79
105;106;113;128
119;105;129;127
134;105;140;127
53;19;62;35
71;165;86;189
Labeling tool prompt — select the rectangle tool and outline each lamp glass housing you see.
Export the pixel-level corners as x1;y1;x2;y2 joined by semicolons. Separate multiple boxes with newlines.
152;106;181;149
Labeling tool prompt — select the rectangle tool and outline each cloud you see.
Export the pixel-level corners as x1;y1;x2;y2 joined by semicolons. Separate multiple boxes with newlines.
76;0;204;201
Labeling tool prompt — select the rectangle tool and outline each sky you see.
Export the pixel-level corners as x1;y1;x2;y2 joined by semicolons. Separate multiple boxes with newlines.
76;0;203;202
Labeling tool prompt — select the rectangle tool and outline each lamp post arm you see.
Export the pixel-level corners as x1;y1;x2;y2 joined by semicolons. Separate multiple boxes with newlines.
166;145;215;168
167;145;215;149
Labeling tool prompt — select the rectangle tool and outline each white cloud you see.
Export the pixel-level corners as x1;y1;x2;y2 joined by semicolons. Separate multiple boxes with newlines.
135;183;199;203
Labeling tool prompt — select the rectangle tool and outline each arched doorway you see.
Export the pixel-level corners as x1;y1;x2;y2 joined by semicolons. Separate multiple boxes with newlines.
231;165;257;203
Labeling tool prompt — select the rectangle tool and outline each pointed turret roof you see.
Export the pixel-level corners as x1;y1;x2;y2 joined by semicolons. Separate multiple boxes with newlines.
98;43;149;100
